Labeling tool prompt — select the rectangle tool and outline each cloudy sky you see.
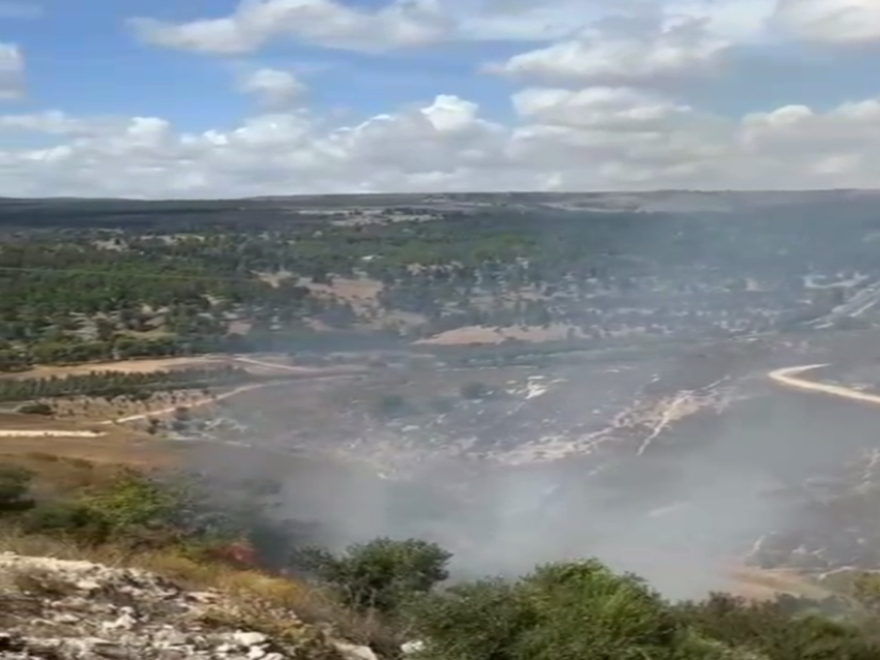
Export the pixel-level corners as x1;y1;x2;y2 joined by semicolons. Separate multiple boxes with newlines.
0;0;878;198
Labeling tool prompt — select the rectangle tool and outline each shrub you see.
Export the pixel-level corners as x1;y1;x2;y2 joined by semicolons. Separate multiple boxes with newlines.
406;578;534;660
295;537;451;616
409;559;712;660
80;469;179;533
674;593;880;660
16;402;53;415
0;465;34;512
20;501;111;545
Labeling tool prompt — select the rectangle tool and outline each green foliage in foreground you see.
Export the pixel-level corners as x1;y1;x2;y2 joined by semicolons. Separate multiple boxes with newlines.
6;463;880;660
299;537;880;660
295;537;451;615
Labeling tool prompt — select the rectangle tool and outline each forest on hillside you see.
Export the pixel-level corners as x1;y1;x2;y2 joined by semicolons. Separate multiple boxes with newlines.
0;195;877;371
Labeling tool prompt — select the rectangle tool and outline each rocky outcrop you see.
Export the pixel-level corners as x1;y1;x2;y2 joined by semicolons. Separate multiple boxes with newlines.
0;552;373;660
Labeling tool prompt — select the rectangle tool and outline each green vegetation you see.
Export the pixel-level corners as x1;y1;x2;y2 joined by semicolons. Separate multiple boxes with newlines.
5;198;880;657
3;457;880;660
0;365;260;402
296;538;451;615
0;195;872;371
0;465;35;511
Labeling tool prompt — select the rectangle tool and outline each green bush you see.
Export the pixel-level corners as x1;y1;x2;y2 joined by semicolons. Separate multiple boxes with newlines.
80;470;178;533
409;559;706;660
517;561;691;660
16;402;53;415
405;578;535;660
674;593;880;660
295;537;451;615
20;501;111;545
0;465;34;512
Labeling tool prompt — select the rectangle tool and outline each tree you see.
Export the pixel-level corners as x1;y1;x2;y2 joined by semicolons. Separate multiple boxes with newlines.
0;465;34;512
409;559;715;660
406;578;534;660
295;537;451;615
674;591;880;660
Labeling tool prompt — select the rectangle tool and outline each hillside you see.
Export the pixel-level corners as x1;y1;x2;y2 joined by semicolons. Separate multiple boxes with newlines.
1;190;880;372
6;191;880;657
0;552;362;660
3;457;880;660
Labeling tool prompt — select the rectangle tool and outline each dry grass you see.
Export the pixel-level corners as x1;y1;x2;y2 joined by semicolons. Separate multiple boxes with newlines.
414;323;584;346
0;445;390;648
296;276;384;315
0;451;169;497
0;529;392;650
50;388;215;421
141;552;397;649
0;430;171;468
1;356;228;380
6;565;80;599
724;567;835;601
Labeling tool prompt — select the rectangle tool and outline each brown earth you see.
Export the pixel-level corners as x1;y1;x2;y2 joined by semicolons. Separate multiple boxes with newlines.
414;324;584;345
724;567;835;601
0;412;169;467
2;356;230;380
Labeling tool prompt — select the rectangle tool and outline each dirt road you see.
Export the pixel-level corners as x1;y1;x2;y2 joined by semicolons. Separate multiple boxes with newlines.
767;363;880;406
0;356;366;436
104;382;267;424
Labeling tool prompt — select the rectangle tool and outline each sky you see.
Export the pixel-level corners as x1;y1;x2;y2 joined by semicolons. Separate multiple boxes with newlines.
0;0;879;198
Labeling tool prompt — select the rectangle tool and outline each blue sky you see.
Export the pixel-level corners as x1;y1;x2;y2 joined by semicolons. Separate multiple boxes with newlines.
0;0;879;198
10;0;531;127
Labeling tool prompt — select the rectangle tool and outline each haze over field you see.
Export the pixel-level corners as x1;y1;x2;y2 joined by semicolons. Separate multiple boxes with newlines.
1;0;880;196
4;191;880;603
7;3;880;657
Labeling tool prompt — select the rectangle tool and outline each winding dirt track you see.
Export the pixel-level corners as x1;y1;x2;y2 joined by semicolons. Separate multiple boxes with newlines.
767;363;880;405
724;363;880;600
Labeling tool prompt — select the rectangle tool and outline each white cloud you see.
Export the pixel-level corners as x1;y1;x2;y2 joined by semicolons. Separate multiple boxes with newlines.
770;0;880;44
3;86;880;197
454;0;776;44
511;87;698;132
130;0;454;54
486;10;731;87
237;68;307;106
0;43;24;100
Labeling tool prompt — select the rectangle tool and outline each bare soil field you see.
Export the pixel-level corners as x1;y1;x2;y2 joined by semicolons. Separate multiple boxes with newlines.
723;567;834;601
257;273;427;330
2;355;230;379
0;412;168;467
415;324;584;345
296;276;383;314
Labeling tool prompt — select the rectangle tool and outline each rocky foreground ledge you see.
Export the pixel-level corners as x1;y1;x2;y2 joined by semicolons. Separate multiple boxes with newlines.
0;552;378;660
